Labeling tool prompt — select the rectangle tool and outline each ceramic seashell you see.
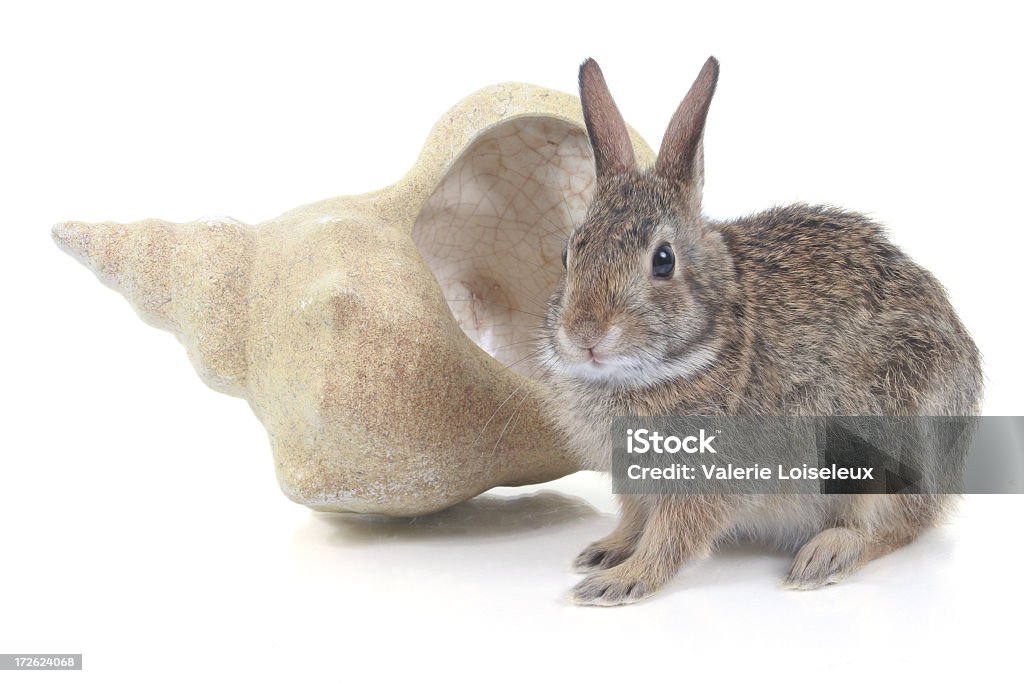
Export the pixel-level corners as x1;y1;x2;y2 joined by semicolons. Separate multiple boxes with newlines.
52;82;655;515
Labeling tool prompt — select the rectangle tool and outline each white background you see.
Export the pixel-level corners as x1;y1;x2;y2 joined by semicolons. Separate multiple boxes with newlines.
2;1;1022;680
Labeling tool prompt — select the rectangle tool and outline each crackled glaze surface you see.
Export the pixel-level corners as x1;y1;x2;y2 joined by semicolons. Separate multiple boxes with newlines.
52;82;654;515
414;117;596;375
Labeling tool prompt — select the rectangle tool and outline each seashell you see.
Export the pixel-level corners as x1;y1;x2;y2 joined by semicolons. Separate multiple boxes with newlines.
52;82;655;515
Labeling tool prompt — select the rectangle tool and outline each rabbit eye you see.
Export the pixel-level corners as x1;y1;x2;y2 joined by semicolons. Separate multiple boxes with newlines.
652;244;675;278
562;246;568;270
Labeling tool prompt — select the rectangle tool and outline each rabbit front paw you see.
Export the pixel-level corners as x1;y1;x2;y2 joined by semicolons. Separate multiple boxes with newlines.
784;527;868;590
570;569;650;606
571;540;637;574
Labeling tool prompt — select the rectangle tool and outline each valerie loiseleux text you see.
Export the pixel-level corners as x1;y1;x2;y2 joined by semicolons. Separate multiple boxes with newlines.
624;428;875;481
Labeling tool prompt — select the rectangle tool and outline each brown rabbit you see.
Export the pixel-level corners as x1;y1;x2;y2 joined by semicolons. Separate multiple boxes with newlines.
539;57;983;605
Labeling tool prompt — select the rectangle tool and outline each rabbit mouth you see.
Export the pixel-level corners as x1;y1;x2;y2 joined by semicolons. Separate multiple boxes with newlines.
556;352;642;383
554;342;721;389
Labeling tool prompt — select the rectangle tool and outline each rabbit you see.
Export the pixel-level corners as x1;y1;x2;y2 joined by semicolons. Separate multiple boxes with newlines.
538;56;983;606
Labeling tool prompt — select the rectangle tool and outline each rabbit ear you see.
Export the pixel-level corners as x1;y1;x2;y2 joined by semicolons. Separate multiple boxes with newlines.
579;58;636;177
655;57;720;198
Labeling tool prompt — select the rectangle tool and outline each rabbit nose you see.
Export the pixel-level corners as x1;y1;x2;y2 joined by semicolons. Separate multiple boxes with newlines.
563;319;609;350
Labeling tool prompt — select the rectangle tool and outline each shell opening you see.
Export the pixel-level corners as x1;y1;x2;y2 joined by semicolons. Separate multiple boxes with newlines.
412;117;594;376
